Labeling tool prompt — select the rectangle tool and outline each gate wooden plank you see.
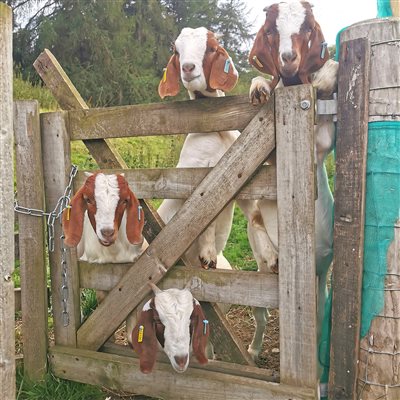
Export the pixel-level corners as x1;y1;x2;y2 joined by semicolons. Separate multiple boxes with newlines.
329;38;370;400
67;95;261;140
201;302;255;365
76;99;276;350
75;165;277;200
34;49;252;365
14;100;48;380
101;342;278;381
276;84;317;392
41;111;81;346
79;263;279;308
49;346;315;400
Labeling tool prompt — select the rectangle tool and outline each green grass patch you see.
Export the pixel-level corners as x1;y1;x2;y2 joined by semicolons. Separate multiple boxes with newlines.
224;207;257;271
16;367;104;400
13;74;58;112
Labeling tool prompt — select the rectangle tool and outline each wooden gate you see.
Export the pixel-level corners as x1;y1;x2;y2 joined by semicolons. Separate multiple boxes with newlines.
20;49;320;399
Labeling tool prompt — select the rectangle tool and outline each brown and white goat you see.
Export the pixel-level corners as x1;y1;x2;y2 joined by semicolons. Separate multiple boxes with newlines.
129;283;209;374
246;0;338;359
63;172;144;263
157;27;240;270
62;172;145;331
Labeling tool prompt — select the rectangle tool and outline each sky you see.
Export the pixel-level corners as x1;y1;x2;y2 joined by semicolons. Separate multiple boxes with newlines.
245;0;378;45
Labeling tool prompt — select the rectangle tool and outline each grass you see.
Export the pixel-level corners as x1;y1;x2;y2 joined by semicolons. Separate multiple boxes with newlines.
16;367;104;400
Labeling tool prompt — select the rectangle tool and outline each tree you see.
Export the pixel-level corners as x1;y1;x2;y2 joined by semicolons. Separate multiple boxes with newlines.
215;0;255;71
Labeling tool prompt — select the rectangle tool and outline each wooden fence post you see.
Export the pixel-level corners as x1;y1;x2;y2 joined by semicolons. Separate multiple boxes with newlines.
0;3;15;399
276;84;317;394
14;100;48;380
328;38;370;400
41;111;80;346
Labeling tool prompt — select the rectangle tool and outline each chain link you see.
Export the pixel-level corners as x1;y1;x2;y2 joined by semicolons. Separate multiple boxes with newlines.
14;164;78;252
14;164;78;327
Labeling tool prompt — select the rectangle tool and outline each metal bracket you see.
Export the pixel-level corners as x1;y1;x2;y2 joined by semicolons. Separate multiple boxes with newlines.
316;93;338;122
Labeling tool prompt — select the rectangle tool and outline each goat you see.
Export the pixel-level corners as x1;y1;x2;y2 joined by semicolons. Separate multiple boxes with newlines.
157;27;240;270
246;0;338;359
128;282;209;374
63;172;144;263
62;172;145;331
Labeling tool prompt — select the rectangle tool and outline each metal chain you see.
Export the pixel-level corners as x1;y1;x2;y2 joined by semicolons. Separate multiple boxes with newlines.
14;164;78;327
14;164;78;252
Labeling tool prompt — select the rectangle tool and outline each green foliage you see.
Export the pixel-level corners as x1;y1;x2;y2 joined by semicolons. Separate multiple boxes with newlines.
80;289;98;320
224;207;257;271
13;73;57;111
16;367;104;400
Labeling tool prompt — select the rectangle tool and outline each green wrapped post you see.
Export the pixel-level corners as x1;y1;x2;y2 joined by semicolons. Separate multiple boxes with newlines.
330;16;400;400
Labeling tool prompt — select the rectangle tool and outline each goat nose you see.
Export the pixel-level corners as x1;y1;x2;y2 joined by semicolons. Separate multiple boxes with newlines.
174;355;188;369
100;228;115;238
281;51;297;63
182;63;195;73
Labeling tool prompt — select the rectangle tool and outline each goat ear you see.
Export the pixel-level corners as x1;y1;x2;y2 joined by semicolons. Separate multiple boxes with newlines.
62;186;86;247
126;188;144;245
191;301;209;365
209;47;238;92
132;309;158;374
249;27;279;77
158;54;180;99
300;22;329;76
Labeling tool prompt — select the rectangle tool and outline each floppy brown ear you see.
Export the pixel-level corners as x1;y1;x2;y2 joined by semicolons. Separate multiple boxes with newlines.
62;186;87;247
132;308;158;374
209;47;238;92
300;22;329;76
191;301;209;364
249;27;279;77
158;54;181;99
126;189;144;245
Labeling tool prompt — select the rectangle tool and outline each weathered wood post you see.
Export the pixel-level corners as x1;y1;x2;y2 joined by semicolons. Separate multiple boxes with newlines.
0;3;15;399
331;17;400;400
14;101;48;380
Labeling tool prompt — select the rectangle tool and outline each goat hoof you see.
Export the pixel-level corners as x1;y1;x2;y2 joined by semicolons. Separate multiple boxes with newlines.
270;260;279;274
199;256;216;270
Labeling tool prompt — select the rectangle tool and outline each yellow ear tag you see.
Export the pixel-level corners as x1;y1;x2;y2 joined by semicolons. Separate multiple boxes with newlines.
138;325;144;343
162;68;167;83
66;205;72;221
252;55;264;69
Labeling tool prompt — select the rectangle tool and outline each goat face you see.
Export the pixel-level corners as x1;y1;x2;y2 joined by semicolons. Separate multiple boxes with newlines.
158;27;238;98
62;173;144;248
249;1;329;86
131;285;209;374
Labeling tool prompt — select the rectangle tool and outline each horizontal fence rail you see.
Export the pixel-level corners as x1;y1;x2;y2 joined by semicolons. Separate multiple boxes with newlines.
64;95;261;140
75;166;277;200
78;264;279;308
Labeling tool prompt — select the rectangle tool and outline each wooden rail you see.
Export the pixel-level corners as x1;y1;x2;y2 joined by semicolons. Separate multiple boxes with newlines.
67;95;260;140
49;346;316;400
79;264;279;308
75;165;277;200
